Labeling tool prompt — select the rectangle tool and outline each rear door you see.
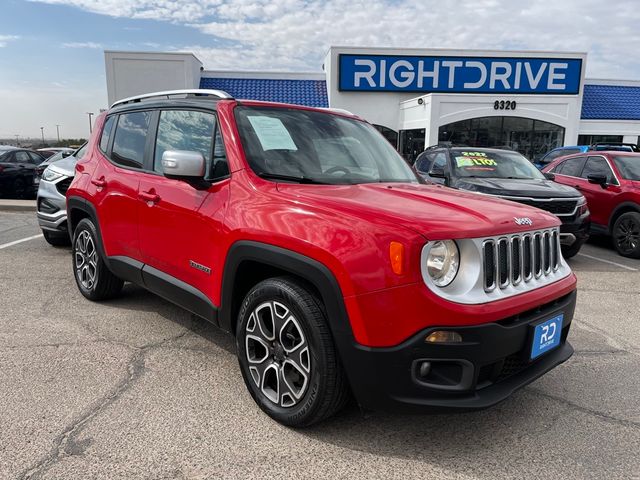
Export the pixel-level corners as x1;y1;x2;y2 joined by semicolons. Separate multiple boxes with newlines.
137;108;231;302
577;155;621;227
90;111;147;260
551;156;587;189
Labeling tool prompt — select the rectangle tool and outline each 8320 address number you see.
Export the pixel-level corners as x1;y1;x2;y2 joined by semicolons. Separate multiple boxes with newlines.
494;100;516;110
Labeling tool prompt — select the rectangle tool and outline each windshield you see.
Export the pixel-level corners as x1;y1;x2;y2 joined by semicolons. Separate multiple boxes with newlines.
46;150;67;163
613;155;640;181
451;149;545;179
234;106;418;185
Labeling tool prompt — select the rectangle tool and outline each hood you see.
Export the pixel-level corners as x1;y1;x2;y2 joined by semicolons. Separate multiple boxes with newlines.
276;182;560;240
452;177;580;198
48;155;78;177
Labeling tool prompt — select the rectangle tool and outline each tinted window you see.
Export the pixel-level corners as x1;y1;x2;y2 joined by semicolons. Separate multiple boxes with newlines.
581;157;614;183
414;153;432;173
28;152;43;164
450;149;544;179
208;126;229;180
556;157;586;177
100;116;116;153
613;155;640;181
543;148;581;164
14;151;30;163
112;111;151;168
154;110;215;174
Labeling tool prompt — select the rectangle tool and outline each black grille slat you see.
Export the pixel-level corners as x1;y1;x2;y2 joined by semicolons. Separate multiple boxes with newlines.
543;233;551;272
510;198;577;215
534;234;542;277
551;231;559;270
498;239;509;287
523;236;532;279
483;241;495;290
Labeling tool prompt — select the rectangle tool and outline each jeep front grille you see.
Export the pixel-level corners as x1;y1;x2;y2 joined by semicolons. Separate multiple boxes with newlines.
482;230;560;292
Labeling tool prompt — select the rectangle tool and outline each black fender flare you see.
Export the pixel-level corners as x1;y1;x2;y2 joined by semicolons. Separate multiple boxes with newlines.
219;240;356;347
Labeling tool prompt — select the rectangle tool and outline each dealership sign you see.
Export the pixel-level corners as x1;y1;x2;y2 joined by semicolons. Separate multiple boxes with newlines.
338;54;582;94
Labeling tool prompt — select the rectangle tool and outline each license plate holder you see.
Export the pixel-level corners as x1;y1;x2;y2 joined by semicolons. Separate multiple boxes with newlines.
529;313;564;361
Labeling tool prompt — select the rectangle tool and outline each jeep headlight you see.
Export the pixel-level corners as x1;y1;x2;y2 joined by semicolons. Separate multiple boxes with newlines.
42;167;65;182
426;240;459;287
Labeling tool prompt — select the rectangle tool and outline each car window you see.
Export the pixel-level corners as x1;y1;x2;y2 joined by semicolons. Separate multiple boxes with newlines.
430;152;447;172
100;116;116;154
612;155;640;181
111;111;151;168
14;151;30;163
28;152;43;164
581;156;615;183
208;126;230;181
555;156;586;177
75;143;88;160
154;110;215;174
414;153;432;173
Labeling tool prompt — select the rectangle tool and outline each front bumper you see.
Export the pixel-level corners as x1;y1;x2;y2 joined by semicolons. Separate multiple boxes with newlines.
36;178;69;233
342;289;576;412
559;211;590;247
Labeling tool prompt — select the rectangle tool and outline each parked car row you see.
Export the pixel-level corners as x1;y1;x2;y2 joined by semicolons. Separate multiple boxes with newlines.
0;148;45;198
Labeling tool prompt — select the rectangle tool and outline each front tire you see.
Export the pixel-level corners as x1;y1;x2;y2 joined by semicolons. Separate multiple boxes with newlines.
72;218;123;300
561;240;583;259
613;212;640;258
236;277;349;427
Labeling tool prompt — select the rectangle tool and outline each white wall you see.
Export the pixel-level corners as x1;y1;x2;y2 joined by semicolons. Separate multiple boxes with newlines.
578;119;640;145
105;51;203;106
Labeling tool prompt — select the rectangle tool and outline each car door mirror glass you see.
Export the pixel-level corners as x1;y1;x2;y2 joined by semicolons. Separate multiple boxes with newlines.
543;172;555;181
162;150;206;179
429;165;447;178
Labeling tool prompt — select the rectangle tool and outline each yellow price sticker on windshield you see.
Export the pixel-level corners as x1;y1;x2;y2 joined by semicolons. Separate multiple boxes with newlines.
455;156;497;167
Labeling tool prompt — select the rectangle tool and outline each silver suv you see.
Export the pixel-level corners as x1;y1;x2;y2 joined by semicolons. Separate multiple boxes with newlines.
36;143;86;246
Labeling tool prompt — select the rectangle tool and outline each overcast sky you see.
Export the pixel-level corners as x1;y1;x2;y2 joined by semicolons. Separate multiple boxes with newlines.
1;0;640;140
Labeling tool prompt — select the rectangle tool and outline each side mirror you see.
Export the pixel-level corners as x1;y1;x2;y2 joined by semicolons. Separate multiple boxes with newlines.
587;173;608;188
61;151;72;158
162;150;205;178
429;165;447;179
543;172;555;181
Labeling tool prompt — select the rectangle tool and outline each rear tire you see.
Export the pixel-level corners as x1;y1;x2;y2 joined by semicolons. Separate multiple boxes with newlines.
42;229;71;247
72;218;123;300
236;277;349;427
612;212;640;258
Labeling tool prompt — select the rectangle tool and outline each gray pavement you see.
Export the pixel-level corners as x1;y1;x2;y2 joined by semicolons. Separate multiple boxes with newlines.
1;212;639;479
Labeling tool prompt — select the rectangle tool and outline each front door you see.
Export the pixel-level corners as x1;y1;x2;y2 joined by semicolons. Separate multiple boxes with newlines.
138;109;231;301
577;155;622;227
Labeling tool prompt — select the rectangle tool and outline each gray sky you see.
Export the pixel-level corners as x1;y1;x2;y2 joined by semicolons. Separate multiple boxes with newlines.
1;0;640;139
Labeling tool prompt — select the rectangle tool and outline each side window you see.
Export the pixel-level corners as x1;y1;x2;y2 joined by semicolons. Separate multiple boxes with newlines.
100;116;116;153
430;152;447;172
154;110;215;174
556;156;586;177
75;143;88;160
15;151;30;163
582;156;615;183
414;153;432;173
28;152;43;164
111;111;151;169
208;126;230;181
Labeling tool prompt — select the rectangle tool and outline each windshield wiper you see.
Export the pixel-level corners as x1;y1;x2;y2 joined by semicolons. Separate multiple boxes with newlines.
257;172;328;184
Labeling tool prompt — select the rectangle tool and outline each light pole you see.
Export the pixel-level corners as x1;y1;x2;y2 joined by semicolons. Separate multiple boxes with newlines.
40;127;45;146
14;134;19;146
56;124;61;143
86;112;94;134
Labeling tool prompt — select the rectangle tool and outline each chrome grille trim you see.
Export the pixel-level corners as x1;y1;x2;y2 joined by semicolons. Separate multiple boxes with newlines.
482;228;562;293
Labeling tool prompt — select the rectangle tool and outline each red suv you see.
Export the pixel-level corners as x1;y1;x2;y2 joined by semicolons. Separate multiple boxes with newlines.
543;152;640;258
67;90;577;426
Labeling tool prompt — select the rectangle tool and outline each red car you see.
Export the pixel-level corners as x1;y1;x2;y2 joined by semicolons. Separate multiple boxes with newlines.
543;152;640;258
66;90;577;426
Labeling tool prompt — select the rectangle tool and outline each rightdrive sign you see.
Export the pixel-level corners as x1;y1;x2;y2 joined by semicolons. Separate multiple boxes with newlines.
338;54;582;94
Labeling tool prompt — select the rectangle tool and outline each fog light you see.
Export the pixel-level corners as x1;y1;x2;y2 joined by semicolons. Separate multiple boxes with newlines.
425;331;462;343
419;361;431;377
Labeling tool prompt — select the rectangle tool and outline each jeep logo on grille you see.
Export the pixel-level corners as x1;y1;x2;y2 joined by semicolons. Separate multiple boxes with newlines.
514;217;533;226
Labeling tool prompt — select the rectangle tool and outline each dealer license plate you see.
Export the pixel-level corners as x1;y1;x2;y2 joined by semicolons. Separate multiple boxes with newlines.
530;313;563;360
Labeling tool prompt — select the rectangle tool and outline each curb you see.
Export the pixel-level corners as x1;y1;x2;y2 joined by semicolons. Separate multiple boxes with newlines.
0;201;37;212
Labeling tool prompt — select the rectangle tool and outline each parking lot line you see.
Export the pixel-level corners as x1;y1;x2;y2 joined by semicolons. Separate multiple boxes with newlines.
577;252;638;272
0;234;43;250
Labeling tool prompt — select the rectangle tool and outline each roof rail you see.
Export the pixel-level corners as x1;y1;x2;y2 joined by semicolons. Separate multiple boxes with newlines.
110;89;234;109
319;107;355;116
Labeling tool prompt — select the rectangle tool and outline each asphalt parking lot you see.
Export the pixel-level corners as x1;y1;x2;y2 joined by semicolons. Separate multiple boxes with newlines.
1;211;639;480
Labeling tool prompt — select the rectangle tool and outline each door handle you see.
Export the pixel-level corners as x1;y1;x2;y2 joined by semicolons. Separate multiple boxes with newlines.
139;190;160;204
91;177;106;188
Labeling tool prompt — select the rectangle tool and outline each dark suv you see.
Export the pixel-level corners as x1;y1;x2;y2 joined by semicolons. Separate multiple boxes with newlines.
66;90;577;426
414;147;590;258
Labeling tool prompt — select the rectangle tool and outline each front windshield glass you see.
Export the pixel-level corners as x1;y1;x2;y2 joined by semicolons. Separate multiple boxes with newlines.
451;149;545;179
46;151;66;163
234;106;418;184
613;155;640;181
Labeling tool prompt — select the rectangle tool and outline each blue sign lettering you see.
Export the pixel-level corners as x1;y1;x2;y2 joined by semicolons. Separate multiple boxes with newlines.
338;55;582;94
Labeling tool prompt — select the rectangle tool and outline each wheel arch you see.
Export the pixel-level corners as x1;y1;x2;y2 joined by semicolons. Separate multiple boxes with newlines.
67;196;107;259
608;202;640;232
219;241;355;348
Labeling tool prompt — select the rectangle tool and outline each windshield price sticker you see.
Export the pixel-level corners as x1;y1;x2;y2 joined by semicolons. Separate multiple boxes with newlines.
456;155;498;167
247;115;298;151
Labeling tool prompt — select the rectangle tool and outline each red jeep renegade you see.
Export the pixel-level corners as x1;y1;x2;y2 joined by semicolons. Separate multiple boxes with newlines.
67;90;577;426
